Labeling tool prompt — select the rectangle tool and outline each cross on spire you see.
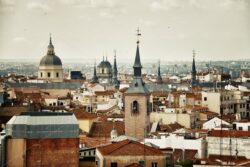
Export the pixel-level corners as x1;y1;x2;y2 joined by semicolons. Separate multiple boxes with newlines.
193;49;196;59
136;27;141;45
49;33;52;45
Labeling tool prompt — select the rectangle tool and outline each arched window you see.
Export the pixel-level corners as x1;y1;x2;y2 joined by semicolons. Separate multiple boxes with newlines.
131;100;138;113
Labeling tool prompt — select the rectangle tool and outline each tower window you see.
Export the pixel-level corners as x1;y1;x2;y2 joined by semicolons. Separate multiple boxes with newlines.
111;162;117;167
47;72;51;78
40;72;43;78
56;72;59;78
102;69;104;74
131;100;138;113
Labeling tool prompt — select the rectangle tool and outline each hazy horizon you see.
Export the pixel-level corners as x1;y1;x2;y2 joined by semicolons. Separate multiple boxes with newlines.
0;0;249;61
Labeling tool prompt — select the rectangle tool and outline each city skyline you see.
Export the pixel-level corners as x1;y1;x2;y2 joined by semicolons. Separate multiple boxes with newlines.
0;0;249;62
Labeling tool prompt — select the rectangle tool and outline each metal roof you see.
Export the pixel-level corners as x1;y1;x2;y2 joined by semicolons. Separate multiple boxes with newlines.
6;82;82;89
6;112;79;139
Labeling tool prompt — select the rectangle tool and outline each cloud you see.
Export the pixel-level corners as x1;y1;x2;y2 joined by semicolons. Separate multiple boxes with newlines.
13;37;27;43
27;2;51;11
139;19;156;26
219;0;249;10
0;0;16;13
150;0;181;11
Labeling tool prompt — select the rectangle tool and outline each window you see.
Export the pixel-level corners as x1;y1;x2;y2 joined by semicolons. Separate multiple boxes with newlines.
40;72;43;77
111;162;117;167
56;72;59;78
131;101;138;113
152;162;158;167
239;127;243;130
248;126;250;131
204;97;207;101
139;160;145;166
47;72;51;78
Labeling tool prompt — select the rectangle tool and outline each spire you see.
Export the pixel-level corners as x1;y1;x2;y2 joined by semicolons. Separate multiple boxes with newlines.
91;62;99;83
47;34;55;55
125;28;150;94
133;28;142;77
113;50;118;74
112;50;120;88
191;49;197;86
156;60;163;84
49;33;52;45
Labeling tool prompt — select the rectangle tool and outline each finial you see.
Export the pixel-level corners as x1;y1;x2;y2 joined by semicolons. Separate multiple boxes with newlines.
193;49;196;58
136;27;141;45
114;50;116;58
49;33;52;45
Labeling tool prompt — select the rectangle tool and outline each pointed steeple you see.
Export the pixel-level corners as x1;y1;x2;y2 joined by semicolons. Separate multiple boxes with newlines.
191;49;197;86
47;34;55;55
125;28;150;94
91;62;99;83
133;28;142;77
156;61;163;84
112;50;120;88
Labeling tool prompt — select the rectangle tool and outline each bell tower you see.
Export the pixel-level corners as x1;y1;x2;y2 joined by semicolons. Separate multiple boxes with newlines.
124;28;151;139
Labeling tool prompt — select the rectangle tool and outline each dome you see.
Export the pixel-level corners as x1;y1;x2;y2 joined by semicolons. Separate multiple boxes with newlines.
98;60;112;69
39;54;62;66
39;36;62;66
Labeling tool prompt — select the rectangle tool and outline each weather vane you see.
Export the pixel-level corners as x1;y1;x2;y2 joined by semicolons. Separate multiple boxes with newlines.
136;27;141;44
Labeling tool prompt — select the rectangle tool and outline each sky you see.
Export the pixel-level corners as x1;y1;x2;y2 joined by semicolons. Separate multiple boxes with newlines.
0;0;249;63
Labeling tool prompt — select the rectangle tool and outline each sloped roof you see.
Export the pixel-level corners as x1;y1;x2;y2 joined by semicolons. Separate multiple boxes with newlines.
208;130;250;138
7;82;82;89
6;112;79;139
126;163;143;167
89;121;125;137
97;139;163;156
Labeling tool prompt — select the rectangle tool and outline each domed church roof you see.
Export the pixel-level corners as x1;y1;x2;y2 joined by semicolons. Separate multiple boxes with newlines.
39;36;62;66
98;56;112;69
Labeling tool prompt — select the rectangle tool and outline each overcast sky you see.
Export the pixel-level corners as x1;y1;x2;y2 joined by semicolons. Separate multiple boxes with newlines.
0;0;249;63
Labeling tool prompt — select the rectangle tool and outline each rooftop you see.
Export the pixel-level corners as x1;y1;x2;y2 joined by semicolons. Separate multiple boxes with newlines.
97;139;164;156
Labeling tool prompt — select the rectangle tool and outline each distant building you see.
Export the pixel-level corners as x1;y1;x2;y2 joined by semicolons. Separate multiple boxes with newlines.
97;57;112;84
1;112;79;167
207;130;250;159
70;71;86;80
96;139;165;167
38;35;64;82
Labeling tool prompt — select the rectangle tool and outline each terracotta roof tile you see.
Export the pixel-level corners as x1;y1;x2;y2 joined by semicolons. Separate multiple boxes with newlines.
89;121;125;137
70;109;97;120
159;123;184;133
97;139;164;156
126;163;143;167
208;130;250;138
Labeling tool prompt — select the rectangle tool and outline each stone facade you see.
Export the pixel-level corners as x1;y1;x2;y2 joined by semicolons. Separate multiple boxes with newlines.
125;94;150;139
38;65;63;82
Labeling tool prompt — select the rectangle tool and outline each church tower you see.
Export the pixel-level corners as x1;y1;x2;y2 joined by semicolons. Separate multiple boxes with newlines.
112;50;120;89
91;62;99;83
124;29;151;139
156;61;163;84
191;49;197;86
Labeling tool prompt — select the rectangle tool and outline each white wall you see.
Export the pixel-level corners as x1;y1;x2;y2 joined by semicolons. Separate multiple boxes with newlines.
145;134;206;158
